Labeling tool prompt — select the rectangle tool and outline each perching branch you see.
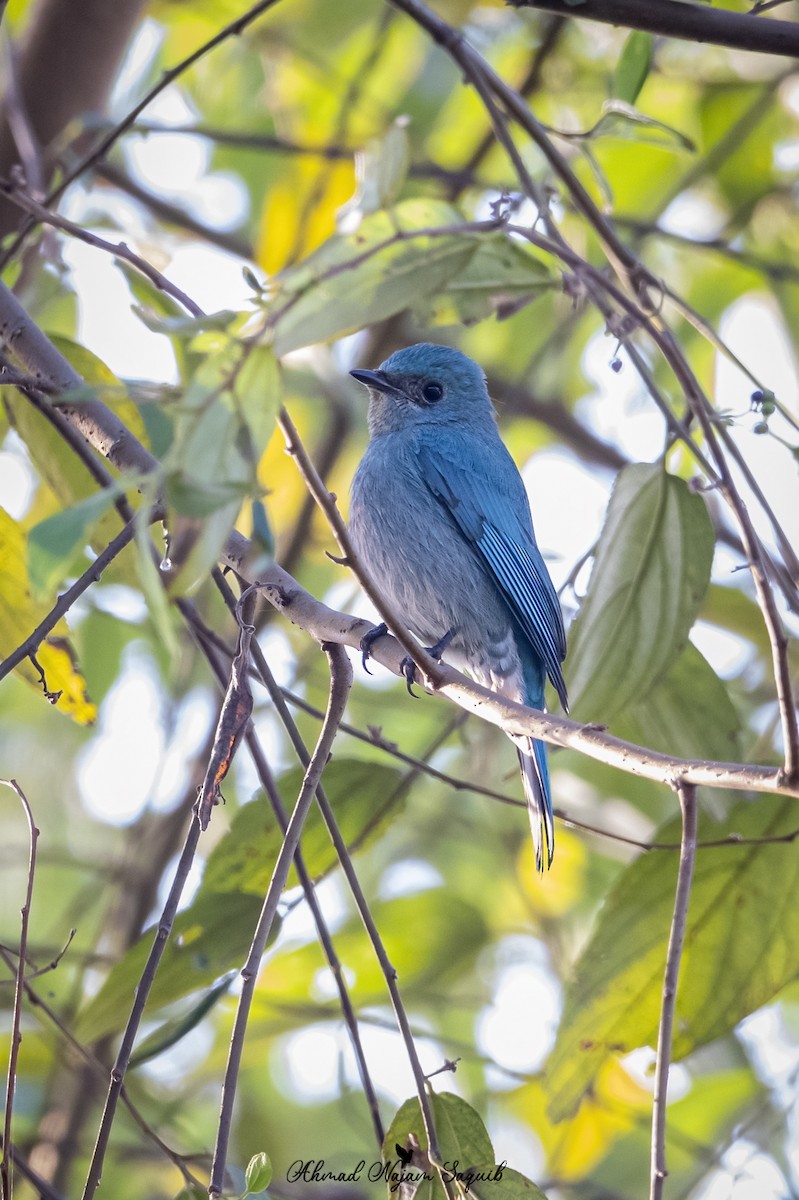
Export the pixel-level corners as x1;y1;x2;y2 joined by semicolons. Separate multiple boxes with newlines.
510;0;799;58
650;782;698;1200
0;780;38;1200
261;561;799;799
207;641;352;1198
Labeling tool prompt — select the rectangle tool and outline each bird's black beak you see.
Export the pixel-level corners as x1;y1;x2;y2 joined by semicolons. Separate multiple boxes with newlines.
349;369;396;396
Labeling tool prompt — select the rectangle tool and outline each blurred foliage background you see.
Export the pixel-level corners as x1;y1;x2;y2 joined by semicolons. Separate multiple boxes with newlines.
1;0;799;1198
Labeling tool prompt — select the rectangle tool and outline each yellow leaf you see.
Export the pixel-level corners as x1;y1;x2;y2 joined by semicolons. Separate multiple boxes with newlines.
0;509;96;725
508;1060;650;1180
256;158;355;275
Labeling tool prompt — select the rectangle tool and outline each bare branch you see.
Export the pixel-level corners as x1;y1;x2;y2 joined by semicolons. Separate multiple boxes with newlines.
510;0;799;57
0;780;39;1200
207;641;352;1197
0;520;136;685
651;782;698;1200
0;179;203;317
206;571;386;1144
261;561;799;800
0;946;205;1190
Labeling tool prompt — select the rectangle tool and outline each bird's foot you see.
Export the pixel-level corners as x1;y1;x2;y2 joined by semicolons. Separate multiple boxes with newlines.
400;628;456;697
428;628;457;660
400;655;420;696
359;622;388;674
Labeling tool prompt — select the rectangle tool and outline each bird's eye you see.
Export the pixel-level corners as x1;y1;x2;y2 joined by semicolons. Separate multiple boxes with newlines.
422;382;444;404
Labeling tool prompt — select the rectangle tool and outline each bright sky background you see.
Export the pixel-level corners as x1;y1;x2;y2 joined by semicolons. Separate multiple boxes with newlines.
3;18;799;1193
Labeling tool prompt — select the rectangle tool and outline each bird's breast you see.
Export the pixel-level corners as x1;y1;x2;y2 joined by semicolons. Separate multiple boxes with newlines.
350;439;524;693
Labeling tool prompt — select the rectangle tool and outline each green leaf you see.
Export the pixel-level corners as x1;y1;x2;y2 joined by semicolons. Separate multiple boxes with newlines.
591;102;695;152
133;308;239;338
269;199;477;355
75;892;273;1042
470;1167;549;1199
129;971;236;1067
382;1093;495;1199
545;795;799;1121
432;235;553;324
613;32;653;106
0;508;96;724
355;117;411;214
244;1152;273;1195
201;760;407;895
160;343;278;595
615;641;742;762
264;891;488;1000
567;463;714;723
28;489;120;598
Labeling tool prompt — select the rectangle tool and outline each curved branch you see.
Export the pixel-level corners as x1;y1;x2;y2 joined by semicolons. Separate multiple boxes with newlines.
510;0;799;58
260;563;798;799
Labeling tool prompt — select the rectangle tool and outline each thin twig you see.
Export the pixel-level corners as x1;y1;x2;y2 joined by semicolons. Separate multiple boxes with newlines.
0;947;205;1190
239;649;449;1182
651;781;698;1200
0;780;38;1200
1;1144;64;1200
0;520;137;684
207;641;352;1197
654;326;799;781
450;15;565;199
207;577;448;1174
0;180;203;317
389;0;645;292
81;816;203;1200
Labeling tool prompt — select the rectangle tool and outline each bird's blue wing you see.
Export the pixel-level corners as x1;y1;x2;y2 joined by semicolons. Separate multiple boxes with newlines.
416;440;568;711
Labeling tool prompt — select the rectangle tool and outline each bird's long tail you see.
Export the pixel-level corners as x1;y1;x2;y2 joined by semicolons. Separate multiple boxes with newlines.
515;737;554;873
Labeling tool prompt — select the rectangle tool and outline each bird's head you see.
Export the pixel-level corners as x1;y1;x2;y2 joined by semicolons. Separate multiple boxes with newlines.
350;342;494;436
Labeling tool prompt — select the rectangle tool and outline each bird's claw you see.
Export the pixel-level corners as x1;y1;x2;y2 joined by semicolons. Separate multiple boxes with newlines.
400;655;420;696
360;622;388;674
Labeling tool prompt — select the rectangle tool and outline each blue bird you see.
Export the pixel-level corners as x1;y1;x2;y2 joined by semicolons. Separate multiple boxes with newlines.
349;343;567;871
